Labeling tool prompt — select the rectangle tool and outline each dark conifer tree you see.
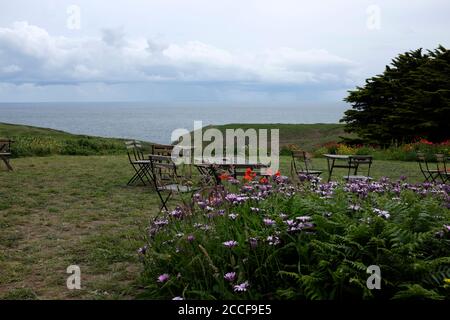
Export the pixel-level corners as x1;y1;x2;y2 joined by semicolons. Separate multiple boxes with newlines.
341;46;450;146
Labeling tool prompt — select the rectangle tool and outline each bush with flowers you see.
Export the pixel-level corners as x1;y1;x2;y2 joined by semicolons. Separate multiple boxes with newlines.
138;170;450;300
312;138;450;161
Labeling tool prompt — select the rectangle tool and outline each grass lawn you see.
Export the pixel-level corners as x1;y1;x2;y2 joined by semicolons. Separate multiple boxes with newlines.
0;154;424;299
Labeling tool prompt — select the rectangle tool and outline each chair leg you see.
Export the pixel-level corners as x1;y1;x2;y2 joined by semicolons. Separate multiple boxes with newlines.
1;156;13;171
128;165;148;186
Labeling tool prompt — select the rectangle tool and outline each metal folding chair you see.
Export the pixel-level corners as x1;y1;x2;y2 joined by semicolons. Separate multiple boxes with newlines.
290;150;322;179
435;154;450;183
125;141;152;186
343;155;373;181
417;152;440;183
148;155;195;212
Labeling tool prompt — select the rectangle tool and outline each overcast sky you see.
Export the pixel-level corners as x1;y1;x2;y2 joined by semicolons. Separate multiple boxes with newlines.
0;0;449;104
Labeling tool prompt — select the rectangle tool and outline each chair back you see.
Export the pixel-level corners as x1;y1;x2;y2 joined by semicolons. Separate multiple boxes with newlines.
435;153;448;173
125;140;146;163
152;144;174;156
148;154;178;186
291;150;314;175
416;151;431;172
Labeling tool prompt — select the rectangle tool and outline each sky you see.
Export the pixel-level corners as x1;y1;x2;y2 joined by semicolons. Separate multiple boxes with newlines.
0;0;449;104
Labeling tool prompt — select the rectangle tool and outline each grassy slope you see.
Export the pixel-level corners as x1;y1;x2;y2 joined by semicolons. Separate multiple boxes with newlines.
0;123;130;157
202;123;355;151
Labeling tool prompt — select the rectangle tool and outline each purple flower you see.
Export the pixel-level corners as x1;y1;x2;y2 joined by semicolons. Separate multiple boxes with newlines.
157;273;170;283
279;213;288;219
373;208;390;219
137;245;147;255
444;225;450;232
266;235;281;246
154;219;169;226
296;216;312;222
229;213;239;220
233;281;249;292
223;240;238;248
263;218;276;226
224;272;236;282
348;204;361;211
172;296;184;300
187;235;195;242
169;207;184;218
248;237;258;249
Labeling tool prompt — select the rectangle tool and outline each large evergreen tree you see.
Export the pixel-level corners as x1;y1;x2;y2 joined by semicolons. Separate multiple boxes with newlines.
341;46;450;146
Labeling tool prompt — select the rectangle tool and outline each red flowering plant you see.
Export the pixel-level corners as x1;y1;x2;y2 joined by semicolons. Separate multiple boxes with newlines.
412;137;450;159
243;168;256;182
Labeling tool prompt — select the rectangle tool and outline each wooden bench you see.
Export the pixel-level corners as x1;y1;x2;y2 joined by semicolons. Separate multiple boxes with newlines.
0;139;13;171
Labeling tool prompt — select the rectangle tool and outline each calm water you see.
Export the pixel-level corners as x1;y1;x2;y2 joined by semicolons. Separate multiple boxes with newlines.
0;102;346;144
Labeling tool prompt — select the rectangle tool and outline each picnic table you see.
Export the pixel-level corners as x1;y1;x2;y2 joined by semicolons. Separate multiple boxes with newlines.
0;139;14;171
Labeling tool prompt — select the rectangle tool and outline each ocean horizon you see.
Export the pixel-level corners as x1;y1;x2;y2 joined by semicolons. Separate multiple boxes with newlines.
0;102;347;144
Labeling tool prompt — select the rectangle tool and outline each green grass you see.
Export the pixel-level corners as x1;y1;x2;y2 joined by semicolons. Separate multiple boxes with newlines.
0;122;131;157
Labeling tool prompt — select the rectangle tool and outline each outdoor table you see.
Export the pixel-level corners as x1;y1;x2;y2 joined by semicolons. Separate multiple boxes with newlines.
195;157;268;185
0;139;14;171
323;154;351;182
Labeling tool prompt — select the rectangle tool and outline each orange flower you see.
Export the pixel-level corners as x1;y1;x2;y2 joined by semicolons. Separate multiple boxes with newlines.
219;173;230;181
275;170;281;177
259;177;268;184
243;168;256;182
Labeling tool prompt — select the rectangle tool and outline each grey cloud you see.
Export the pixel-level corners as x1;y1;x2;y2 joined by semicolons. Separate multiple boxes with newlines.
0;22;359;89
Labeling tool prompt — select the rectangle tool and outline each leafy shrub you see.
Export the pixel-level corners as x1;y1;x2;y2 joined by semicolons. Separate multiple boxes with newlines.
311;139;450;161
138;174;450;300
9;136;126;157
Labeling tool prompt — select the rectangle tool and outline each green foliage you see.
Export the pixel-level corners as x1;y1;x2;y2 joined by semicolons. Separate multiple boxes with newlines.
0;123;127;157
139;178;450;300
341;46;450;145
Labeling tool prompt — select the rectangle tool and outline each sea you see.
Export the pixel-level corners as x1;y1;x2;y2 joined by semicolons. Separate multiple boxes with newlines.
0;102;347;144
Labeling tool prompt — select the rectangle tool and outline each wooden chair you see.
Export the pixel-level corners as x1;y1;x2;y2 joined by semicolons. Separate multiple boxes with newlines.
0;139;13;171
290;150;322;178
417;152;440;183
195;164;219;186
343;155;373;181
148;155;195;211
152;144;174;156
435;154;450;183
125;141;152;186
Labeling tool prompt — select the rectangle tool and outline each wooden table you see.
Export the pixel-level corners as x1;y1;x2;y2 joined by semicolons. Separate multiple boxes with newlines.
0;139;14;171
323;154;351;182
